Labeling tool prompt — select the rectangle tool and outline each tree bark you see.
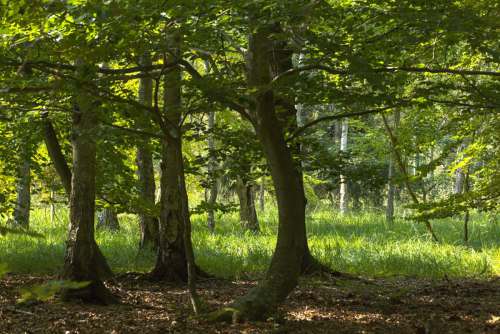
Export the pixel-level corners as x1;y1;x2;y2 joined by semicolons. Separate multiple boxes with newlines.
213;26;306;322
62;61;116;304
235;177;259;232
339;119;348;214
136;53;159;250
97;208;120;231
207;110;218;232
150;32;194;283
386;110;400;224
13;141;31;228
42;117;72;197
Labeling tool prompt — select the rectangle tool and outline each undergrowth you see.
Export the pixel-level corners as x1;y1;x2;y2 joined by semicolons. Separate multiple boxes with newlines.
1;205;498;279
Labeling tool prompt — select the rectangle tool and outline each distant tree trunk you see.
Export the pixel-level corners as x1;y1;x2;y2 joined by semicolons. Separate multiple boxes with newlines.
13;141;31;228
235;177;259;232
214;26;307;322
136;53;159;250
97;208;120;231
386;110;400;224
62;61;115;304
259;180;265;212
339;119;348;214
207;110;218;232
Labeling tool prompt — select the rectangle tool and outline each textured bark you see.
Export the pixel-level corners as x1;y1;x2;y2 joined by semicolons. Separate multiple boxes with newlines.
207;111;218;232
62;62;115;304
97;208;120;231
258;181;265;212
386;110;400;224
150;32;193;283
42;118;72;197
339;119;348;214
13;141;31;228
235;178;259;232
136;53;159;250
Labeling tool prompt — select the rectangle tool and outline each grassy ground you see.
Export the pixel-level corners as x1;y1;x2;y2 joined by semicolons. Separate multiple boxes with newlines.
1;206;499;279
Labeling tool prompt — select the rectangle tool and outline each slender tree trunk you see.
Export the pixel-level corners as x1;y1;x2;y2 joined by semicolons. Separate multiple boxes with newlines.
136;53;159;250
13;141;31;228
97;208;120;231
386;110;400;224
62;61;115;304
339;119;349;214
207;110;218;232
42;117;72;197
259;180;265;212
235;177;259;232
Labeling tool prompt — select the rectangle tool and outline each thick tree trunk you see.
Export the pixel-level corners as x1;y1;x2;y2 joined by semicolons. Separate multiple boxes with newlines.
136;53;159;250
235;177;259;232
339;119;348;214
213;27;306;322
150;33;194;283
97;208;120;231
386;110;400;224
13;141;31;228
207;111;218;232
62;62;115;304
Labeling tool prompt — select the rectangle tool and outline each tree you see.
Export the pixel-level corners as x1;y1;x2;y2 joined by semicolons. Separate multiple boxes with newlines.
61;62;115;304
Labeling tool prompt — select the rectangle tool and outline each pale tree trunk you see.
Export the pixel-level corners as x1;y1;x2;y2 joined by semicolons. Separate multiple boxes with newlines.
207;110;218;232
62;61;115;304
386;110;400;224
97;208;120;231
339;119;348;214
259;180;265;212
136;53;158;250
13;141;31;228
454;143;467;195
235;177;259;232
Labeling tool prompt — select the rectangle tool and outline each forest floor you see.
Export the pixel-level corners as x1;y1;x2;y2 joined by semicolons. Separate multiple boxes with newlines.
0;273;499;333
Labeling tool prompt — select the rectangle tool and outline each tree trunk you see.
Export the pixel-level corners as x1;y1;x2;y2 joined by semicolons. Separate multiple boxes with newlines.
42;117;72;197
136;53;159;250
62;61;116;304
235;177;259;232
13;141;31;228
214;27;306;322
339;119;348;214
207;110;218;232
150;32;192;282
259;180;265;212
97;208;120;231
386;110;400;224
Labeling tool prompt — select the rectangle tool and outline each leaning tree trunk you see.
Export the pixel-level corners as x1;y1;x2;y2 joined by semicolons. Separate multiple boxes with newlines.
97;208;120;231
136;53;159;250
13;140;31;228
235;177;259;232
61;62;115;304
213;26;307;322
386;110;400;224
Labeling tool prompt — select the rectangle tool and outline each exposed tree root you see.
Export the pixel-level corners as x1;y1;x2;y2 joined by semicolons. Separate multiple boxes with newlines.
60;280;119;305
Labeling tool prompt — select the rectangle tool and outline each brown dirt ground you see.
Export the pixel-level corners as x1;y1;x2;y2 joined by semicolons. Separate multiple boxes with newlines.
0;273;499;333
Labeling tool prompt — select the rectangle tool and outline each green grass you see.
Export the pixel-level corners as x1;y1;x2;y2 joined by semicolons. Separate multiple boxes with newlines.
1;206;499;279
